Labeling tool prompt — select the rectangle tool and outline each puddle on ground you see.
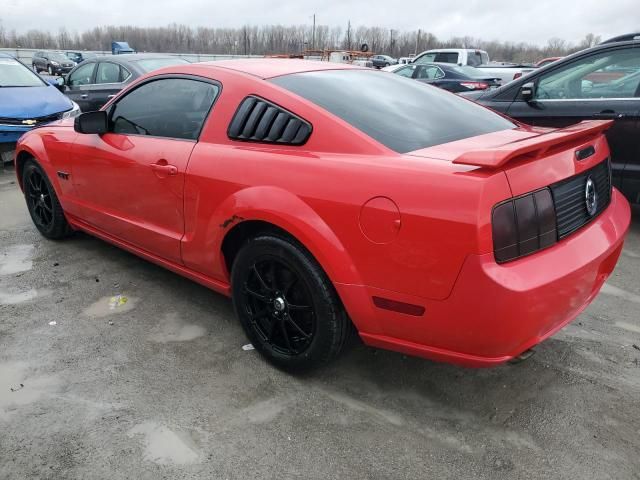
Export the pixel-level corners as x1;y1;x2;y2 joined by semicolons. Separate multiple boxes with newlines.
325;391;405;427
601;283;640;304
148;313;206;343
0;244;34;276
0;362;59;420
83;295;137;318
240;397;287;424
0;288;52;305
127;421;200;465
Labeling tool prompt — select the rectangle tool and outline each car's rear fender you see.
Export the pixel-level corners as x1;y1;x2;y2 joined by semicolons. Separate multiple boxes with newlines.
181;185;380;332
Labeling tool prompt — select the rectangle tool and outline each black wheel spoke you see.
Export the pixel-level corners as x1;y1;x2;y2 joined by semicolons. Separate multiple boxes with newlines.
288;303;311;311
279;321;295;353
244;285;268;303
252;265;271;292
249;307;269;321
285;314;311;339
28;175;39;192
283;276;297;296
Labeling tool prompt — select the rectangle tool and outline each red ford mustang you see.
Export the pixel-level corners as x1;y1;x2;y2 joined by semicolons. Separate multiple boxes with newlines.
15;60;630;371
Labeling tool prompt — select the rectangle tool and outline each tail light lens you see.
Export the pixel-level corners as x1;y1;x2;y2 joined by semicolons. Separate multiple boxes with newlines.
492;188;557;263
460;81;489;90
513;73;523;80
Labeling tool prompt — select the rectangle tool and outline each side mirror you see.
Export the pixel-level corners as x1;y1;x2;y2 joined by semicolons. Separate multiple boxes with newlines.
74;111;108;134
520;82;536;102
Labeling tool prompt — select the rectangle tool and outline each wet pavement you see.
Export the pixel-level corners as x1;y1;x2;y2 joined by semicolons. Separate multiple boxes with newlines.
1;165;639;479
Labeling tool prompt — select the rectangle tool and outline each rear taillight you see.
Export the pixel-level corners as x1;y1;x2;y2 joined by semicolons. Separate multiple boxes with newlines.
492;188;557;263
460;81;489;90
513;73;523;80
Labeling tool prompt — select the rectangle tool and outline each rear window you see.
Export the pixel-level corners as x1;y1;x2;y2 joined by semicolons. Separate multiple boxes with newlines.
271;70;515;153
131;57;190;73
434;52;459;64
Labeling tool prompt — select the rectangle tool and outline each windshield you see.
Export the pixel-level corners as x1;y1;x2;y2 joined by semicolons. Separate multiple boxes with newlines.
132;57;190;73
271;70;515;153
0;58;46;87
49;53;69;62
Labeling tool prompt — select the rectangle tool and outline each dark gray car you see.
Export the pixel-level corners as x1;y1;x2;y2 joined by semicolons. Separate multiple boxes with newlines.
32;51;75;76
371;55;398;69
62;54;190;112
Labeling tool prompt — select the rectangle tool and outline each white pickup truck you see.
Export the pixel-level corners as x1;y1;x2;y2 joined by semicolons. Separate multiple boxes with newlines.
411;48;534;85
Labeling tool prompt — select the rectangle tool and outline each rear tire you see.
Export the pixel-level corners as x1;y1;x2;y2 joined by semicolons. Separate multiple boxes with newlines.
22;159;72;239
231;235;350;372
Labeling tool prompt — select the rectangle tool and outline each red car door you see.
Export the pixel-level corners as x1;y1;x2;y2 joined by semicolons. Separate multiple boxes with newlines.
70;77;221;263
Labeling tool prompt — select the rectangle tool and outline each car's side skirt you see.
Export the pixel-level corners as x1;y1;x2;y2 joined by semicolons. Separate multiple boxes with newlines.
67;214;232;297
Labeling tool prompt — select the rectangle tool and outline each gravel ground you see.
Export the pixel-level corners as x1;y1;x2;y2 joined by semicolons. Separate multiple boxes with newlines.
1;164;639;480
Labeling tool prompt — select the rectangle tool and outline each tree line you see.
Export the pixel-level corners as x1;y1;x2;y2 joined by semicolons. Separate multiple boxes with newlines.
0;21;602;63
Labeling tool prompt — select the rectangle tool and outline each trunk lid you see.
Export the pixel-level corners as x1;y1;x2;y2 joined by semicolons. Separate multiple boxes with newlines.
407;120;613;196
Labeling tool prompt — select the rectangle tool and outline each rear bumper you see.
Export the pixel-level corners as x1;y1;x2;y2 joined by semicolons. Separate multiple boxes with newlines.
336;188;631;367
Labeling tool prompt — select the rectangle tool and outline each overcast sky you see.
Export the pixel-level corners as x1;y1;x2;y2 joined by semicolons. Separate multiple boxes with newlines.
1;0;638;45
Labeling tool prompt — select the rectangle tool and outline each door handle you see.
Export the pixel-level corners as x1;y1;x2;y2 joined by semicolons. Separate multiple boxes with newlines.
80;94;88;99
150;162;178;176
593;110;626;119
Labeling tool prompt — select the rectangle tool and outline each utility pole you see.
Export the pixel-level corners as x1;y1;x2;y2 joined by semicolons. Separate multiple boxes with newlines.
390;29;394;55
346;20;351;50
243;26;248;56
415;28;421;56
312;13;316;50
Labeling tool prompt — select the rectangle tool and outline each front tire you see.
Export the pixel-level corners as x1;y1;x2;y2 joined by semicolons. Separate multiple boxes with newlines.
231;235;350;372
22;159;72;239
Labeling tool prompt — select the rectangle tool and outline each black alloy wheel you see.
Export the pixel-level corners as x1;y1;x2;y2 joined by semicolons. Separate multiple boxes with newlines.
231;235;350;371
245;256;315;356
23;159;72;239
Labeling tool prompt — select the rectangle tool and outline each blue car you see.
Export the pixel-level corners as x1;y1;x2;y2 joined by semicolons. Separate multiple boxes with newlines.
0;53;80;163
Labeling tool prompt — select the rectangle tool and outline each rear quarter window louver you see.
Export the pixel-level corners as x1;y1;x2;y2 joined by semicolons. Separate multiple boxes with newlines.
227;96;312;146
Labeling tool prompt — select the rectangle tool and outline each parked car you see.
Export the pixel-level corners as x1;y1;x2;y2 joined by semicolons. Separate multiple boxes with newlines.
62;54;190;111
412;49;534;84
535;57;563;68
462;33;640;203
389;62;501;92
65;51;98;64
31;51;76;76
14;59;630;371
398;56;413;65
371;55;397;68
0;53;79;163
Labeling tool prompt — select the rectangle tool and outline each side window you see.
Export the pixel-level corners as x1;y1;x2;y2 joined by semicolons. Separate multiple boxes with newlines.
467;52;484;67
395;65;415;78
535;47;640;100
110;78;219;140
68;63;96;86
120;66;131;82
433;52;459;64
95;62;121;84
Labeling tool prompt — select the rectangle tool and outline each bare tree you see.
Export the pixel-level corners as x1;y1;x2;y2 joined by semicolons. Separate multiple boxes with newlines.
0;21;595;62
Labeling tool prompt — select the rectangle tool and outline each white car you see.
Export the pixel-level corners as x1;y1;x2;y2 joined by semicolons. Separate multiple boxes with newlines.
411;49;533;84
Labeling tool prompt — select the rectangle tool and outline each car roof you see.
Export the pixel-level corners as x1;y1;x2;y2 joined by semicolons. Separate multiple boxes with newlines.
179;59;365;79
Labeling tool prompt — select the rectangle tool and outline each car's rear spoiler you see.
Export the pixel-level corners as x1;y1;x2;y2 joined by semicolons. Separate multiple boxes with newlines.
452;120;613;169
